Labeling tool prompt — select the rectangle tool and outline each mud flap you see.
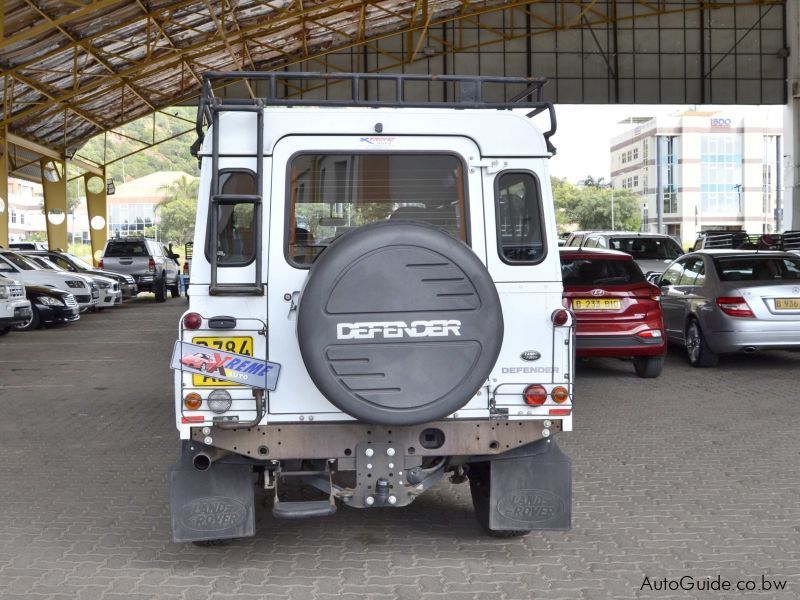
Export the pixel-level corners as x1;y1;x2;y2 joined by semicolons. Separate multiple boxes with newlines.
169;459;255;543
489;438;571;531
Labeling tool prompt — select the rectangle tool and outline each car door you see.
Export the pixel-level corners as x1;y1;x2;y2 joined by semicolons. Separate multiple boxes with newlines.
162;244;179;283
673;257;707;338
658;259;687;338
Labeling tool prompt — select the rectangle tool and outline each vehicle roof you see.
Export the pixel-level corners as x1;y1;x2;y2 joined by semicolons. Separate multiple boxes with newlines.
582;231;677;238
692;249;798;258
200;109;550;157
558;248;633;259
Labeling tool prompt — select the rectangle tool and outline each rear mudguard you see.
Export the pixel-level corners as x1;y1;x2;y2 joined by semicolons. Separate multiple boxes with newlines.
168;443;256;543
478;438;572;531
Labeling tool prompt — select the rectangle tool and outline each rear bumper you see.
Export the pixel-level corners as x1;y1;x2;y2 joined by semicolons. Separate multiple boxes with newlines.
705;330;800;354
576;334;666;357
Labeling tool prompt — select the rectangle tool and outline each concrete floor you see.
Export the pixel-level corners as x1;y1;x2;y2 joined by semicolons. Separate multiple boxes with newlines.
0;297;798;599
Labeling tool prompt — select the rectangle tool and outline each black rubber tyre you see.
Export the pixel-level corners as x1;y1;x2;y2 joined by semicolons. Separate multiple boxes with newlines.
13;306;40;332
169;280;181;298
469;463;531;538
685;320;718;368
0;327;8;336
297;221;504;426
154;276;167;303
633;355;664;378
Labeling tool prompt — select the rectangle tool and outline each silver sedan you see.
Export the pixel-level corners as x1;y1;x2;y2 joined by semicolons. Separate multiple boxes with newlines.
657;250;800;367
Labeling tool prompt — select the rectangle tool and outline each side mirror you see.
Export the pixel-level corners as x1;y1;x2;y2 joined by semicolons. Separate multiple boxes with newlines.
659;279;672;288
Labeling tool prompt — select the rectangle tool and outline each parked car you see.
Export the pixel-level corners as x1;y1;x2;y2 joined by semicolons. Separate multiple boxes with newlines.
0;274;33;335
99;238;181;302
21;250;138;299
0;251;97;312
13;282;81;331
560;248;666;377
570;231;684;277
23;254;120;309
658;250;800;367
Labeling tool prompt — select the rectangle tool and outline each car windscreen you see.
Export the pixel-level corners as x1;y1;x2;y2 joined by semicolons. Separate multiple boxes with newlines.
1;252;37;270
65;254;94;270
104;240;147;257
609;237;683;260
560;257;645;286
714;256;800;281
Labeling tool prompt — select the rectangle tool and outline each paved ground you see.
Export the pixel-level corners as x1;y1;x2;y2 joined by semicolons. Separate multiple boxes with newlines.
0;297;798;600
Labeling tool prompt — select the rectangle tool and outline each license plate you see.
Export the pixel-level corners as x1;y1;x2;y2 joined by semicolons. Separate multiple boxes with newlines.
775;298;800;310
572;298;621;311
192;336;253;386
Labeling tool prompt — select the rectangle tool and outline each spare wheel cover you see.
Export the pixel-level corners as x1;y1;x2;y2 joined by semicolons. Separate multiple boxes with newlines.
297;221;503;426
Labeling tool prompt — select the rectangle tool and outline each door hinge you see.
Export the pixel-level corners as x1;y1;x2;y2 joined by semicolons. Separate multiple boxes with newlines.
470;159;507;174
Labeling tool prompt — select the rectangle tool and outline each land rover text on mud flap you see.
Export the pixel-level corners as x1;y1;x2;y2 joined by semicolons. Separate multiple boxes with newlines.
170;72;575;543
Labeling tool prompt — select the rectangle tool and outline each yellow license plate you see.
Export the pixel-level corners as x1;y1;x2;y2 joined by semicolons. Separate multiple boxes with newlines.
572;298;621;311
191;336;253;387
775;298;800;310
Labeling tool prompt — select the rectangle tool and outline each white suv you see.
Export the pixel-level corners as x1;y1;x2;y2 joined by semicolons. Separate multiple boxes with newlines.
169;73;574;544
0;274;32;335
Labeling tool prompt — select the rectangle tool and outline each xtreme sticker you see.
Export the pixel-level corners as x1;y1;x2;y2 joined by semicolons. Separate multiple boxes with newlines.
170;340;280;390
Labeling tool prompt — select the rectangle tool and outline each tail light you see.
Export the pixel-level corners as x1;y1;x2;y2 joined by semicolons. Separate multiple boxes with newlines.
636;329;663;339
183;262;190;275
551;386;569;403
183;312;202;330
633;284;661;302
551;308;570;326
524;384;548;406
148;258;156;272
716;296;754;318
97;259;104;269
184;393;202;410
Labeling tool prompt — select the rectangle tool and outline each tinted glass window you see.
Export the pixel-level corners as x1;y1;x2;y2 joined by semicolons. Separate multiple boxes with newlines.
104;240;147;257
495;172;545;263
678;258;705;285
609;236;683;260
560;257;644;286
288;154;466;266
49;255;76;271
1;252;35;270
714;257;800;281
660;261;684;286
583;237;597;248
568;234;583;247
214;171;257;266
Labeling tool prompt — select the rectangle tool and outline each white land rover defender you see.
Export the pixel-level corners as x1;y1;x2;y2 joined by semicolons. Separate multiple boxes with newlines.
170;72;574;543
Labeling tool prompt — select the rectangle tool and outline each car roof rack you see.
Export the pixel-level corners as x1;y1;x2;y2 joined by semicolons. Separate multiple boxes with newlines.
697;230;795;251
192;71;558;156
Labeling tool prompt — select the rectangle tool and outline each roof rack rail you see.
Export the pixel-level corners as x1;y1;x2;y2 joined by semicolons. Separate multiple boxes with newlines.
192;71;557;156
696;230;798;251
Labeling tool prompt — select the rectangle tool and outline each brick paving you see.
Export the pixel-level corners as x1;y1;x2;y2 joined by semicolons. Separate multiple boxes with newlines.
0;298;798;599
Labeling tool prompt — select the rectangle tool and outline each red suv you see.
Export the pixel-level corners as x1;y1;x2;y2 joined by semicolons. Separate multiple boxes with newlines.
560;248;666;378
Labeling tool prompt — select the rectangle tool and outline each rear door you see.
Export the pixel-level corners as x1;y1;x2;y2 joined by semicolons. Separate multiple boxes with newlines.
101;239;149;275
267;135;486;418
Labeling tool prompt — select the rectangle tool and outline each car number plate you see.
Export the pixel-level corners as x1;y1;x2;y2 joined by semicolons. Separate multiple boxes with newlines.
572;298;621;311
192;336;253;386
775;298;800;310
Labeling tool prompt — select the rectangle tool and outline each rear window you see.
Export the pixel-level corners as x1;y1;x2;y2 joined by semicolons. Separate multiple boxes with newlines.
104;240;148;257
714;257;800;281
609;237;683;260
495;172;546;263
287;154;466;266
560;257;645;286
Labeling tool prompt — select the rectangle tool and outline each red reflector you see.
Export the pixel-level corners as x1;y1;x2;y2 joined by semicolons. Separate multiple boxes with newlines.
148;258;156;272
183;262;190;275
181;416;204;423
183;312;202;330
636;329;663;339
524;384;548;406
716;296;754;318
97;259;104;269
548;408;572;416
551;308;570;326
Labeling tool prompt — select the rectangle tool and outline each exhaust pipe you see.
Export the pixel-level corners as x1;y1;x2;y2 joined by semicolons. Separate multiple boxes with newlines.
193;447;230;471
743;346;757;354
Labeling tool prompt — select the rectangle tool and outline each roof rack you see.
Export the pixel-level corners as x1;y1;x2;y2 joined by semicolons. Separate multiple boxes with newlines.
192;71;557;156
696;230;800;251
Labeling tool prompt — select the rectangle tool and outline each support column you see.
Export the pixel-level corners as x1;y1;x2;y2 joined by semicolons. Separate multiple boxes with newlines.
84;170;108;266
0;139;8;248
39;158;68;250
786;0;800;229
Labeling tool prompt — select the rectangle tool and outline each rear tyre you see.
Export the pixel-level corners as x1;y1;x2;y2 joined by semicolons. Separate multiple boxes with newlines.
633;356;664;378
13;306;40;332
154;276;167;303
0;327;8;336
685;320;718;368
169;280;181;298
469;463;531;538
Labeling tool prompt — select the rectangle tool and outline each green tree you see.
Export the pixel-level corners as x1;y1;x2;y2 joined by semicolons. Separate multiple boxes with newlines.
157;196;197;245
552;176;642;232
159;175;199;205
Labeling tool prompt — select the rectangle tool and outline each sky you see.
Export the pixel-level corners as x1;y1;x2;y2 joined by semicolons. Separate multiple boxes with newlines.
545;104;785;184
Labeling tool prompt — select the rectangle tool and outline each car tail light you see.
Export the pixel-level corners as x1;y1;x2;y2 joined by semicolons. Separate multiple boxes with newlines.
633;284;660;302
716;296;754;318
183;312;202;330
524;384;548;406
551;308;570;326
97;259;104;269
184;393;202;410
148;258;156;272
183;262;190;275
549;408;572;416
636;329;662;339
551;386;569;403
